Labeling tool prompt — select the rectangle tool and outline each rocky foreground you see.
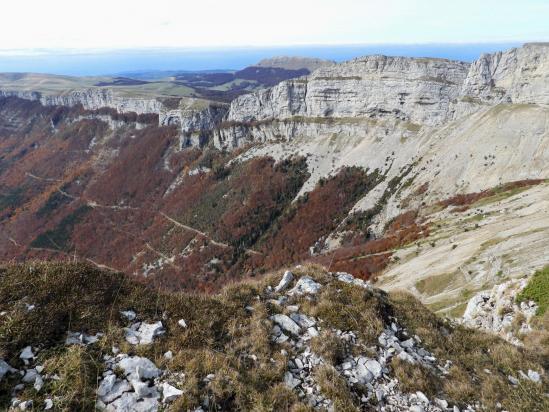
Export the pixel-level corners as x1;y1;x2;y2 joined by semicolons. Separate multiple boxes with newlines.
0;263;547;411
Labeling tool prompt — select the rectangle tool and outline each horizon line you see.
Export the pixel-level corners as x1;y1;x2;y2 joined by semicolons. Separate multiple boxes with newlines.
0;40;545;56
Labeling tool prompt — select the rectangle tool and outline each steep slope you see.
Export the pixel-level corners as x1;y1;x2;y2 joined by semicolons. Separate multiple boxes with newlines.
206;44;549;314
0;263;547;411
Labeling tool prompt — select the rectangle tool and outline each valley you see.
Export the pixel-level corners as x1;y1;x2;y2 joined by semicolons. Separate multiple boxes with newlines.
0;44;548;306
0;38;548;412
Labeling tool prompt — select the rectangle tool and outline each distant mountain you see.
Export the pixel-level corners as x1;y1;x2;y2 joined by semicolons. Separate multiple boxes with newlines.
256;56;335;71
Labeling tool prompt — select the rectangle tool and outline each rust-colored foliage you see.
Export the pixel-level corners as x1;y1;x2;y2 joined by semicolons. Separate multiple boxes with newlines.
438;179;544;210
313;210;429;280
0;96;427;292
257;168;380;269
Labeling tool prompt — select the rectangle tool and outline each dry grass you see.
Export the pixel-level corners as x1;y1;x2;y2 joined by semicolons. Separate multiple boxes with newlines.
303;283;387;346
391;357;440;397
314;365;358;411
310;331;347;365
0;262;547;411
389;290;549;410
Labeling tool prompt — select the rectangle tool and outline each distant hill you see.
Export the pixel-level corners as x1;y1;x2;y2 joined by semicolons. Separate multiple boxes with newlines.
257;56;335;71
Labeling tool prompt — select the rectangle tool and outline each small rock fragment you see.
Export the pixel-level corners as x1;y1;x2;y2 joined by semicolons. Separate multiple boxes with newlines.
365;359;382;378
527;369;541;383
118;356;161;381
161;382;183;403
120;310;137;321
284;372;301;389
19;346;34;363
270;314;301;336
288;277;322;296
275;271;294;292
0;359;16;381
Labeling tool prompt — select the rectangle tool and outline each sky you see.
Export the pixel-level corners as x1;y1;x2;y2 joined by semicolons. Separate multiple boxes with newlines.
1;0;548;51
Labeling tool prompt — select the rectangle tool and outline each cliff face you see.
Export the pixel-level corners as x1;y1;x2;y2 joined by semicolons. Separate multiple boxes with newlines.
455;43;549;117
215;44;549;149
0;88;163;115
2;44;546;151
215;56;470;148
0;89;228;147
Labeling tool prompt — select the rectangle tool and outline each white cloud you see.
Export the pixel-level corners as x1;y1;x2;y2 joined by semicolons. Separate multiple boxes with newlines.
1;0;547;50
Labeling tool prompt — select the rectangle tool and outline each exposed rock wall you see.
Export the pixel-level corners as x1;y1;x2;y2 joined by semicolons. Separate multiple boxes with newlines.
0;89;163;115
215;44;549;149
455;43;549;117
0;89;228;147
462;278;538;346
215;55;470;148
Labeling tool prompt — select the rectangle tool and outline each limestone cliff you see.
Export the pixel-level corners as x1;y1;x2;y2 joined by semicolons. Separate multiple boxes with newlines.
0;88;228;147
455;42;549;117
215;56;470;148
214;44;549;149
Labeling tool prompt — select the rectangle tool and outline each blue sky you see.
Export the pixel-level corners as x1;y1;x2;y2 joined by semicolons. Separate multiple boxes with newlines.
1;0;547;51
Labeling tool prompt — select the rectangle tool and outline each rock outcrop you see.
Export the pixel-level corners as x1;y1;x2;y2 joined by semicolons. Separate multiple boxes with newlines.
214;43;549;149
462;278;538;345
256;56;336;71
215;55;470;148
0;89;228;147
456;43;549;117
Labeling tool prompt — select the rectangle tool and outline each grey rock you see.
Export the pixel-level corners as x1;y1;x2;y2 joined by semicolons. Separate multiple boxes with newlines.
66;331;103;346
527;369;541;383
118;356;161;381
307;327;319;337
336;272;356;284
125;321;165;345
288;277;322;296
106;392;158;412
284;372;301;389
0;359;16;381
289;313;316;328
270;314;301;336
161;382;183;403
435;398;448;408
398;351;416;364
275;271;294;292
19;400;33;410
19;346;34;362
101;379;132;404
120;310;137;321
130;379;157;398
400;338;414;348
33;374;44;392
416;391;429;404
44;398;53;410
355;363;374;384
97;374;117;398
365;359;382;378
22;368;38;383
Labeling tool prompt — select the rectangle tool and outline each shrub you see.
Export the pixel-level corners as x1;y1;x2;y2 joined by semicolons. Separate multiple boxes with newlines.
516;266;549;316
